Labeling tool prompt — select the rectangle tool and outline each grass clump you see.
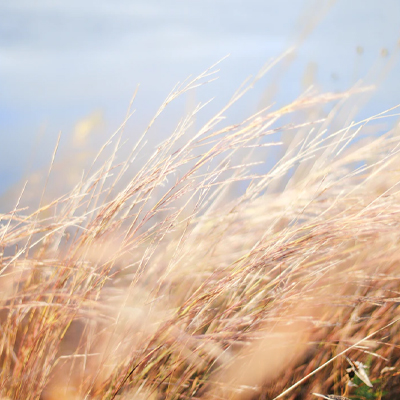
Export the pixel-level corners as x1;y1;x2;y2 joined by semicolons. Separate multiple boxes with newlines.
1;56;400;400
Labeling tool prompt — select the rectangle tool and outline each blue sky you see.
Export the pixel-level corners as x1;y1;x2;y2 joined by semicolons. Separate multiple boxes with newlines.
1;0;400;195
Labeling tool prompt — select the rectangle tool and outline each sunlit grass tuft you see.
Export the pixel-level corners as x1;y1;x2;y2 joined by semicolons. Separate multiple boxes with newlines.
1;57;400;400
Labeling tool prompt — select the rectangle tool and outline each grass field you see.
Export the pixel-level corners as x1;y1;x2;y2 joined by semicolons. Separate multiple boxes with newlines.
1;56;400;400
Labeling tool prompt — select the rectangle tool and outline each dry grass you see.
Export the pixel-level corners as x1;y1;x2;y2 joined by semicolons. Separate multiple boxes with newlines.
1;56;400;400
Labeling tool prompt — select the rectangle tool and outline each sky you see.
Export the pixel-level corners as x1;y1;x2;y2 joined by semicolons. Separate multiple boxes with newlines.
1;0;400;195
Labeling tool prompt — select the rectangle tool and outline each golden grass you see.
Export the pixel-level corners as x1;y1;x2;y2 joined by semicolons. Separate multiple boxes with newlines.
1;56;400;400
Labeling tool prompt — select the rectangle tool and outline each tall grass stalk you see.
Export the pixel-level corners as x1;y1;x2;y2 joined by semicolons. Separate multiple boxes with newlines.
1;58;400;400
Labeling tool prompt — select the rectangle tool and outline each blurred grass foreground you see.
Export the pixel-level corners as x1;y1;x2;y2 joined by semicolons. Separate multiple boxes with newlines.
1;54;400;400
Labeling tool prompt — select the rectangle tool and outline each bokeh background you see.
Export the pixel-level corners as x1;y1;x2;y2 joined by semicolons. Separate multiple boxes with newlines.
1;0;400;200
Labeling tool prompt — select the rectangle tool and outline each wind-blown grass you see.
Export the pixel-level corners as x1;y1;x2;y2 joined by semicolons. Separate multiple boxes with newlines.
1;57;400;400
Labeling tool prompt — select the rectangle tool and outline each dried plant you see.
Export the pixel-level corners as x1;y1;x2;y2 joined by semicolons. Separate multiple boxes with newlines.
1;54;400;400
